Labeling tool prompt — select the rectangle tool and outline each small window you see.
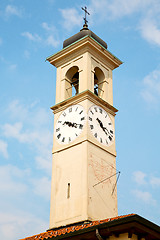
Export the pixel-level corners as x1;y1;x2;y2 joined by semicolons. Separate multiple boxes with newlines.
67;183;70;199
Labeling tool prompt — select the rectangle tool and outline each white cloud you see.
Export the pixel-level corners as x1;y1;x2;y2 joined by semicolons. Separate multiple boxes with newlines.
24;50;30;59
5;5;22;17
140;17;160;46
133;171;147;185
46;35;59;47
150;176;160;187
89;0;152;20
2;100;53;173
9;64;17;70
0;165;29;194
42;22;55;32
42;22;60;47
32;177;51;201
60;8;82;30
35;155;52;174
132;189;156;205
0;211;48;240
0;139;8;159
141;68;160;104
21;32;41;42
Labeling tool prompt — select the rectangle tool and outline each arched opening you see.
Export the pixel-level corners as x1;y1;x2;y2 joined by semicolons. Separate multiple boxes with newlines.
66;66;79;97
94;67;105;97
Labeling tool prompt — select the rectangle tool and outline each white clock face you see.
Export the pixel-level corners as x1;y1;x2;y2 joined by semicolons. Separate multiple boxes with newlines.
55;104;86;144
88;105;115;146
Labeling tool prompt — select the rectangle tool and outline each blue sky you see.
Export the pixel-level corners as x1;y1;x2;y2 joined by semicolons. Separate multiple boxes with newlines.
1;0;160;239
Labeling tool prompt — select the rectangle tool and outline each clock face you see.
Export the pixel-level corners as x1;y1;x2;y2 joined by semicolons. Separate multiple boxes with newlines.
55;104;86;144
88;105;115;146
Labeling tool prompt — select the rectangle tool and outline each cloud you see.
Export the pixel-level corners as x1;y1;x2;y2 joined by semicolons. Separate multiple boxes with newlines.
60;8;82;31
141;68;160;104
89;0;152;20
21;32;41;42
150;176;160;187
139;17;160;46
0;211;48;240
133;171;147;185
5;5;22;17
46;35;59;47
132;189;156;205
9;64;17;70
0;139;8;159
35;155;52;175
2;100;53;174
32;177;51;201
0;165;29;194
42;22;60;47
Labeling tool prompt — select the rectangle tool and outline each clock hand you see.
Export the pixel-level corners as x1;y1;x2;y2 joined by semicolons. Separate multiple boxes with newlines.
63;121;83;128
96;118;108;136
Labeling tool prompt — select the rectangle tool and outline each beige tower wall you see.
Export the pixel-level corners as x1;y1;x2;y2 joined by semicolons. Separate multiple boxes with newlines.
49;141;88;228
87;142;118;220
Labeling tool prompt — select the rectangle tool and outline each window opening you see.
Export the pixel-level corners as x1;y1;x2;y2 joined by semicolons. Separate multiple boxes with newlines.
65;67;79;97
72;72;79;96
67;183;70;199
94;68;105;97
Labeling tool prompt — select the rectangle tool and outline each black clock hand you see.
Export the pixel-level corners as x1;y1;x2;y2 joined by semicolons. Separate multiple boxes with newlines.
63;121;77;128
63;121;83;128
96;118;108;136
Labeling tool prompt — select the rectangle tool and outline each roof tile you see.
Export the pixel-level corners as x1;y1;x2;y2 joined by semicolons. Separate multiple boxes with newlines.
20;214;135;240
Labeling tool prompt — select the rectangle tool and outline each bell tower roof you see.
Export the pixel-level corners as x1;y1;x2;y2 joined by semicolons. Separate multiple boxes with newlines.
63;25;108;49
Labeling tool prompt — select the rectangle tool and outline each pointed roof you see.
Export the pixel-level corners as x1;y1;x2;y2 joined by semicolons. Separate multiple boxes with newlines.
63;25;107;49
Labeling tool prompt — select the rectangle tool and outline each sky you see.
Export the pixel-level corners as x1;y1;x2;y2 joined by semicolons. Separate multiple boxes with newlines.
1;0;160;239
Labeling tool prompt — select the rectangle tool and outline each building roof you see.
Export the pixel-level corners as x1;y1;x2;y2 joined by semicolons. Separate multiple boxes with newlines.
20;214;160;240
63;25;108;49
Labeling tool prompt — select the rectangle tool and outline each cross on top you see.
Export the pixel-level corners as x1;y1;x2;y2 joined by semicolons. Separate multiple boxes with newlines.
81;6;90;26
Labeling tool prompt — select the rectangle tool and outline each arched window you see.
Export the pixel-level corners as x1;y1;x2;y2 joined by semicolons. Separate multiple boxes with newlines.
94;67;105;97
66;66;79;97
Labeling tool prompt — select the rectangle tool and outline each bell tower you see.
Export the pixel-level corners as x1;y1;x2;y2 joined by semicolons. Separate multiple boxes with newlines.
47;21;122;229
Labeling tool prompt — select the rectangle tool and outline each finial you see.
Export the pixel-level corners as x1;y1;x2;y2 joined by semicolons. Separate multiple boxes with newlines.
81;6;90;29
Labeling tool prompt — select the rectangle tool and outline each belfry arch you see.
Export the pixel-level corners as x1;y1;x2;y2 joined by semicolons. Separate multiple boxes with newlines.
94;67;105;98
65;66;79;97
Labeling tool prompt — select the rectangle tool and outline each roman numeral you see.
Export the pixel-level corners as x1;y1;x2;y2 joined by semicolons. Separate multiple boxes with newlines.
62;112;66;117
75;107;78;111
69;108;72;112
94;107;97;112
81;117;85;121
56;128;60;132
90;110;94;115
110;130;113;134
90;125;94;129
99;108;102;114
79;124;83;129
94;133;97;138
100;138;103;143
109;136;112;141
108;123;112;125
89;117;92;121
79;110;83;114
69;137;71;142
57;133;61;139
62;137;65;142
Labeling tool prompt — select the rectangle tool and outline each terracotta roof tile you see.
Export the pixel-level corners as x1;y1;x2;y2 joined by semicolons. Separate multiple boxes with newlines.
20;214;135;240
